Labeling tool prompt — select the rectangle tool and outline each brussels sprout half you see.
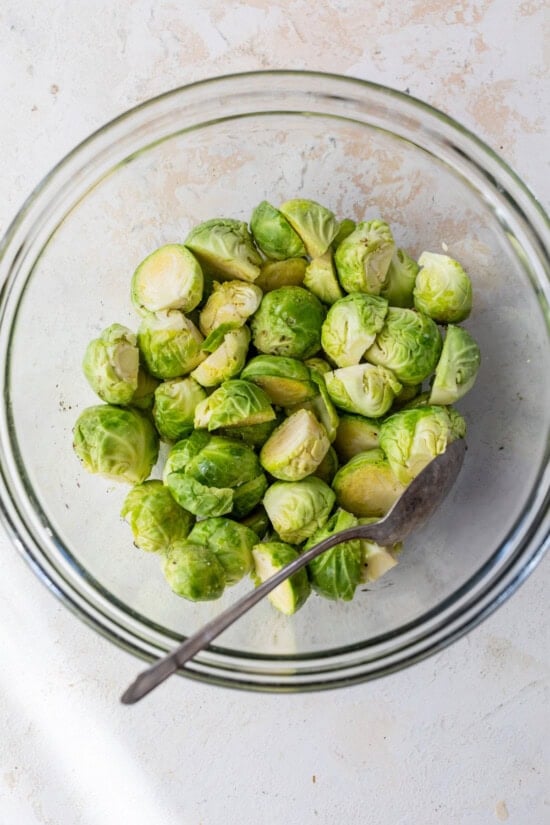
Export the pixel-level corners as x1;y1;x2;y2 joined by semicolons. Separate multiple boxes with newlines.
137;310;205;379
332;448;406;518
250;201;306;260
413;251;473;323
263;477;335;544
321;293;389;368
429;325;481;405
251;286;325;359
252;542;310;615
279;199;339;258
199;280;262;336
286;369;339;442
304;509;362;601
163;542;226;601
194;379;275;431
334;220;395;295
254;258;308;292
131;244;203;316
325;364;401;418
153;376;207;442
240;355;317;406
380;248;419;308
121;480;194;553
188;517;256;585
365;307;442;384
185;218;262;283
83;324;139;405
260;408;331;481
190;326;250;388
333;414;380;463
303;250;344;305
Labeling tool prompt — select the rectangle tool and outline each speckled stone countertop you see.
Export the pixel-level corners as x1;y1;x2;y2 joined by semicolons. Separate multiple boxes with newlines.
1;3;548;824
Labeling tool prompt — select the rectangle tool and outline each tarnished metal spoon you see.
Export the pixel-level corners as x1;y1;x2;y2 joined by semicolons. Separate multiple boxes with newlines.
121;439;466;704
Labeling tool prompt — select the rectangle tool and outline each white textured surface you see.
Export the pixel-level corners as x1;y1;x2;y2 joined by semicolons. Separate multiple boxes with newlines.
1;2;549;823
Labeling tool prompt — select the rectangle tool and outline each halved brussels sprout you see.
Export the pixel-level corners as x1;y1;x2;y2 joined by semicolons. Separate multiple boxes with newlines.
321;293;389;367
332;218;356;248
121;480;194;553
137;310;205;379
279;199;339;258
190;326;250;388
73;405;159;484
333;414;380;463
185;218;262;283
413;251;473;323
379;405;466;484
304;509;362;601
251;286;325;359
303;250;344;305
332;448;406;517
194;379;275;430
152;377;207;442
358;518;401;583
254;258;307;292
250;201;306;260
312;446;339;485
334;220;395;295
241;507;270;538
163;542;226;601
325;364;401;418
260;408;330;481
131;368;160;411
286;369;339;442
83;324;139;405
218;417;279;448
187;517;256;585
199;280;263;336
263;477;335;544
131;244;203;315
380;249;419;308
240;355;317;406
429;325;481;405
365;307;442;384
252;542;310;615
304;357;332;376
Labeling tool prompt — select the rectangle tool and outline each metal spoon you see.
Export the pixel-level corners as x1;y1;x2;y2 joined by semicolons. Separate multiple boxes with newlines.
121;439;466;704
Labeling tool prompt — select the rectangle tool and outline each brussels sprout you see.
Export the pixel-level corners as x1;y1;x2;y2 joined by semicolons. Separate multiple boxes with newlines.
252;542;310;615
332;218;356;248
380;249;419;308
413;251;473;323
152;377;207;441
303;250;344;305
218;417;279;447
304;357;332;376
260;409;330;481
137;310;205;379
232;473;269;519
263;477;335;544
250;201;306;260
365;307;442;384
321;293;389;367
379;405;466;484
240;355;317;406
194;379;275;430
199;280;263;336
131;368;160;411
429;325;481;405
82;324;139;405
334;220;395;295
131;244;203;316
304;509;362;601
333;414;380;463
287;369;339;442
279;199;339;258
332;448;406;518
325;364;401;418
254;258;307;292
393;383;422;407
185;218;262;283
312;446;339;484
357;518;401;583
241;507;270;538
163;542;226;601
190;327;250;388
73;405;159;484
187;517;256;585
401;391;430;410
251;286;325;359
121;480;194;553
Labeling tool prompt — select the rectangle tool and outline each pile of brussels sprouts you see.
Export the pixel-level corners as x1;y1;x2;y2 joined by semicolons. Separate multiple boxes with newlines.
73;198;480;615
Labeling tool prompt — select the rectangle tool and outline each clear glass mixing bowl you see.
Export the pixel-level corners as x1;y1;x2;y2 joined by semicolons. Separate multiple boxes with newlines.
0;72;549;691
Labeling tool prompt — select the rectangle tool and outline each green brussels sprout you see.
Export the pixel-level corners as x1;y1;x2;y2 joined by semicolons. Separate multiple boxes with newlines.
73;405;159;484
232;473;269;519
121;480;194;553
429;325;481;405
304;357;332;376
325;364;402;418
312;446;339;484
131;368;160;411
260;409;331;481
82;324;139;405
137;310;205;379
185;218;262;283
304;509;362;601
379;405;466;484
250;201;306;260
163;542;226;601
152;377;207;441
393;382;422;407
217;417;279;447
279;199;339;258
321;293;389;367
334;220;395;295
365;307;442;384
241;507;270;538
190;326;250;388
251;542;311;615
413;251;473;323
240;355;317;406
286;369;339;442
131;244;203;316
380;249;419;308
332;448;406;517
357;518;401;583
199;280;263;336
303;250;344;305
194;379;276;430
332;218;356;248
187;517;256;585
333;414;380;463
255;257;307;292
251;286;325;359
401;391;430;410
263;477;335;544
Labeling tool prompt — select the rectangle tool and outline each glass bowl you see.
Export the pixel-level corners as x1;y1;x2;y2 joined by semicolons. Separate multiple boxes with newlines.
0;72;549;691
